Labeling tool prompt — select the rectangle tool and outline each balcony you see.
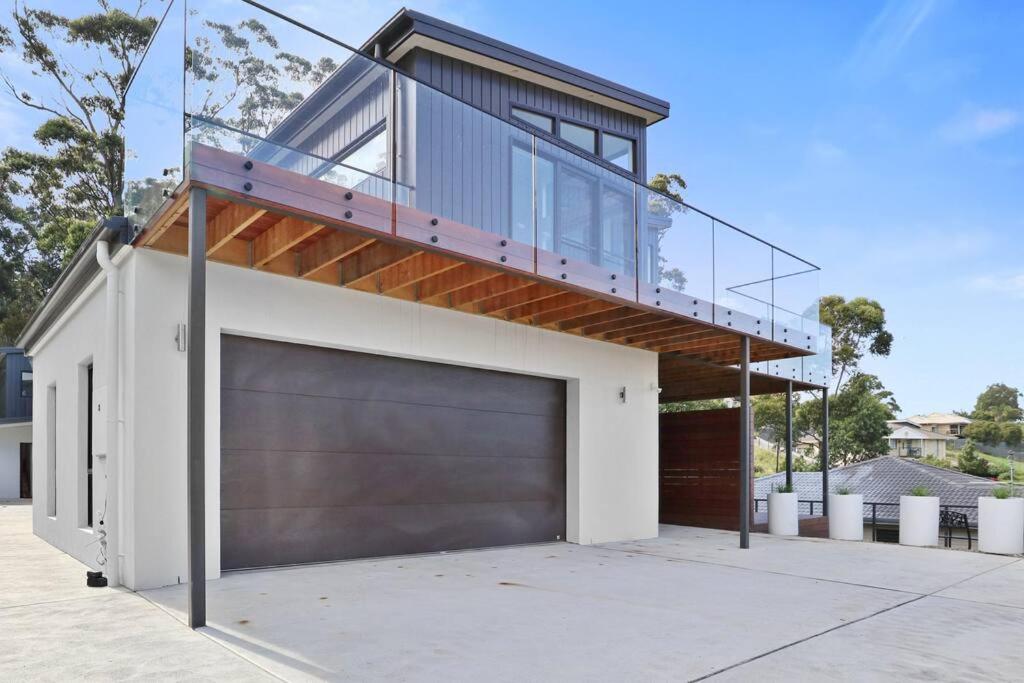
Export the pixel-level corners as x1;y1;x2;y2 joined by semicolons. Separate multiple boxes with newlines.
125;0;830;381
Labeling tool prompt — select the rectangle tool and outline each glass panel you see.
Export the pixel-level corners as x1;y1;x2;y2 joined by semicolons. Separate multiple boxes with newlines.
189;118;400;201
772;248;820;347
123;1;184;228
637;190;714;312
186;0;392;179
602;132;634;172
395;74;535;246
511;107;554;134
714;222;773;329
536;137;636;279
803;323;833;387
559;121;597;154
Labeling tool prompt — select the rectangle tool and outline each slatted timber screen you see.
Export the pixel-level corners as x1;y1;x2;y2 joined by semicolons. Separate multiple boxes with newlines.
659;408;754;531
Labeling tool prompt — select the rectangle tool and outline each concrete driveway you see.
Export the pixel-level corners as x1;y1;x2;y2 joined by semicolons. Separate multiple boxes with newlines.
4;502;1023;681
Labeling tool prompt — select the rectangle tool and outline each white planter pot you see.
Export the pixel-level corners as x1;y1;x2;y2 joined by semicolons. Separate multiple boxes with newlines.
978;497;1024;555
768;491;799;536
828;494;864;541
899;496;939;547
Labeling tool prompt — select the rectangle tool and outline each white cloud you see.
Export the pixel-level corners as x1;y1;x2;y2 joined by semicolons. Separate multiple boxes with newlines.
939;106;1021;143
845;0;937;83
970;273;1024;299
807;140;846;163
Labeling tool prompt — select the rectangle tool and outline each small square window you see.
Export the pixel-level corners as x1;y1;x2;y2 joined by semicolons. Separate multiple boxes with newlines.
559;121;597;155
511;107;554;134
602;132;634;172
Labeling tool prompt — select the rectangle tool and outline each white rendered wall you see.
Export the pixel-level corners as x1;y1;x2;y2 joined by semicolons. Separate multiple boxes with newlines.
131;248;659;590
28;269;118;570
0;422;31;500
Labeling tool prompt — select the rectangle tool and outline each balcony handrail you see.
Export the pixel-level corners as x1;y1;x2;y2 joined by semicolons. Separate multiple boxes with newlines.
129;0;822;275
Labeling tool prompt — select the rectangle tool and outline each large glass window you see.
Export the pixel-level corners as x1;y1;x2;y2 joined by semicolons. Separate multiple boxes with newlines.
340;128;388;176
512;107;554;134
559;121;597;154
602;132;635;172
20;371;32;398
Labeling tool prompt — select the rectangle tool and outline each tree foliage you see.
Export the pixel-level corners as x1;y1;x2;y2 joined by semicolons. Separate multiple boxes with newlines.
796;373;897;466
971;383;1023;423
957;441;991;477
820;295;893;391
659;398;728;413
0;1;157;344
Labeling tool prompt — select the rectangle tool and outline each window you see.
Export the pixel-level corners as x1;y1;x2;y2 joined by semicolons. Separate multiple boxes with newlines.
559;121;597;154
47;384;56;517
20;371;32;398
601;132;635;173
83;364;94;528
321;127;389;200
511;107;554;134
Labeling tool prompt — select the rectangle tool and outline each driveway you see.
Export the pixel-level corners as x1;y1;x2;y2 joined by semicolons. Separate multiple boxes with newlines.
4;502;1024;681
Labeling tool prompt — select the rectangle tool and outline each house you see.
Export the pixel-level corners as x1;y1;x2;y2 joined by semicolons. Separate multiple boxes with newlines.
887;419;957;459
755;456;1000;547
16;4;830;626
906;412;972;437
0;347;32;500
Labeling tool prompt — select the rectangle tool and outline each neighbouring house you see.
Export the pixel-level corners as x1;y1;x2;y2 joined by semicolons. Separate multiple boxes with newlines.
906;412;972;437
887;419;957;460
755;456;1000;547
17;2;830;626
0;347;32;501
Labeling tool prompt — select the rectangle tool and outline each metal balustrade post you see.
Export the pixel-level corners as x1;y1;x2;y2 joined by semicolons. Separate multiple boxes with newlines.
821;386;830;517
187;187;207;629
785;380;793;490
739;336;751;549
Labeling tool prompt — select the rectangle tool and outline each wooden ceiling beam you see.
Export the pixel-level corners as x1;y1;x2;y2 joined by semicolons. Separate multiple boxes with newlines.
206;204;267;255
585;313;663;337
299;231;375;279
378;252;462;294
254;217;324;267
415;264;497;302
477;284;563;316
600;318;683;340
532;300;619;327
448;274;529;309
504;291;592;321
624;324;703;345
141;191;189;247
559;306;635;332
341;242;420;290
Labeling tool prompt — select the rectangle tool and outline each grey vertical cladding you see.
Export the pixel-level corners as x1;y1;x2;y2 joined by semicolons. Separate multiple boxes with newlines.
1;351;32;419
396;48;647;238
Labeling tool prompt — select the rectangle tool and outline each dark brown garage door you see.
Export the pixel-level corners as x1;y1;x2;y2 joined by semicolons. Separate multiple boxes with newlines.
220;335;566;570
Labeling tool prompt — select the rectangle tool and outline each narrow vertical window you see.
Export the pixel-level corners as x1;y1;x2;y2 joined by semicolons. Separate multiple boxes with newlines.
86;365;94;528
46;384;57;517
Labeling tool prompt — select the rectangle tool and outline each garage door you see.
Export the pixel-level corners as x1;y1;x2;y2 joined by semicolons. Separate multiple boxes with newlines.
220;335;566;570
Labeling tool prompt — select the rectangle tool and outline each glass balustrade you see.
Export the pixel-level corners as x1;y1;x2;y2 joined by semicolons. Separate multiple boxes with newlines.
122;0;830;383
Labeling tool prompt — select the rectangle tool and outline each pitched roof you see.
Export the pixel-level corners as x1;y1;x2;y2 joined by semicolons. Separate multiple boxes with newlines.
888;424;957;441
755;456;1000;525
906;412;972;425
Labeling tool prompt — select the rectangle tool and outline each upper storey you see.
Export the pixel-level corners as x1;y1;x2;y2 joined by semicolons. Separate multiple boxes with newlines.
119;0;830;384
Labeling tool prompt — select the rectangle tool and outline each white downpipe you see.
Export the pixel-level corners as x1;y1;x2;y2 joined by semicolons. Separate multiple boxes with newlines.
96;240;121;586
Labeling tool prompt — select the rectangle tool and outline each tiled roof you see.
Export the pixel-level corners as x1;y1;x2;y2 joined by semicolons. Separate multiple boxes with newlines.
754;456;1000;525
906;413;972;425
888;424;956;441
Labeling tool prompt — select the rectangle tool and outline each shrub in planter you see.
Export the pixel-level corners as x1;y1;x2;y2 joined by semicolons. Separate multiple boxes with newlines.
978;487;1024;555
768;483;799;536
828;486;864;541
899;486;939;547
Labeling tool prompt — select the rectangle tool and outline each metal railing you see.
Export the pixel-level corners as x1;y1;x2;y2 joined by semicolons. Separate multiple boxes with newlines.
753;499;981;550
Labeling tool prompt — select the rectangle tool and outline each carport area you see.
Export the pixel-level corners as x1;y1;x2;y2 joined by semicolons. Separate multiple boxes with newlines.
141;525;1023;681
5;501;1023;681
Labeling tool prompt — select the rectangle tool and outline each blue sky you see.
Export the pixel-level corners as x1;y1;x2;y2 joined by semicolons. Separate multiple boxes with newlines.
5;0;1022;416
